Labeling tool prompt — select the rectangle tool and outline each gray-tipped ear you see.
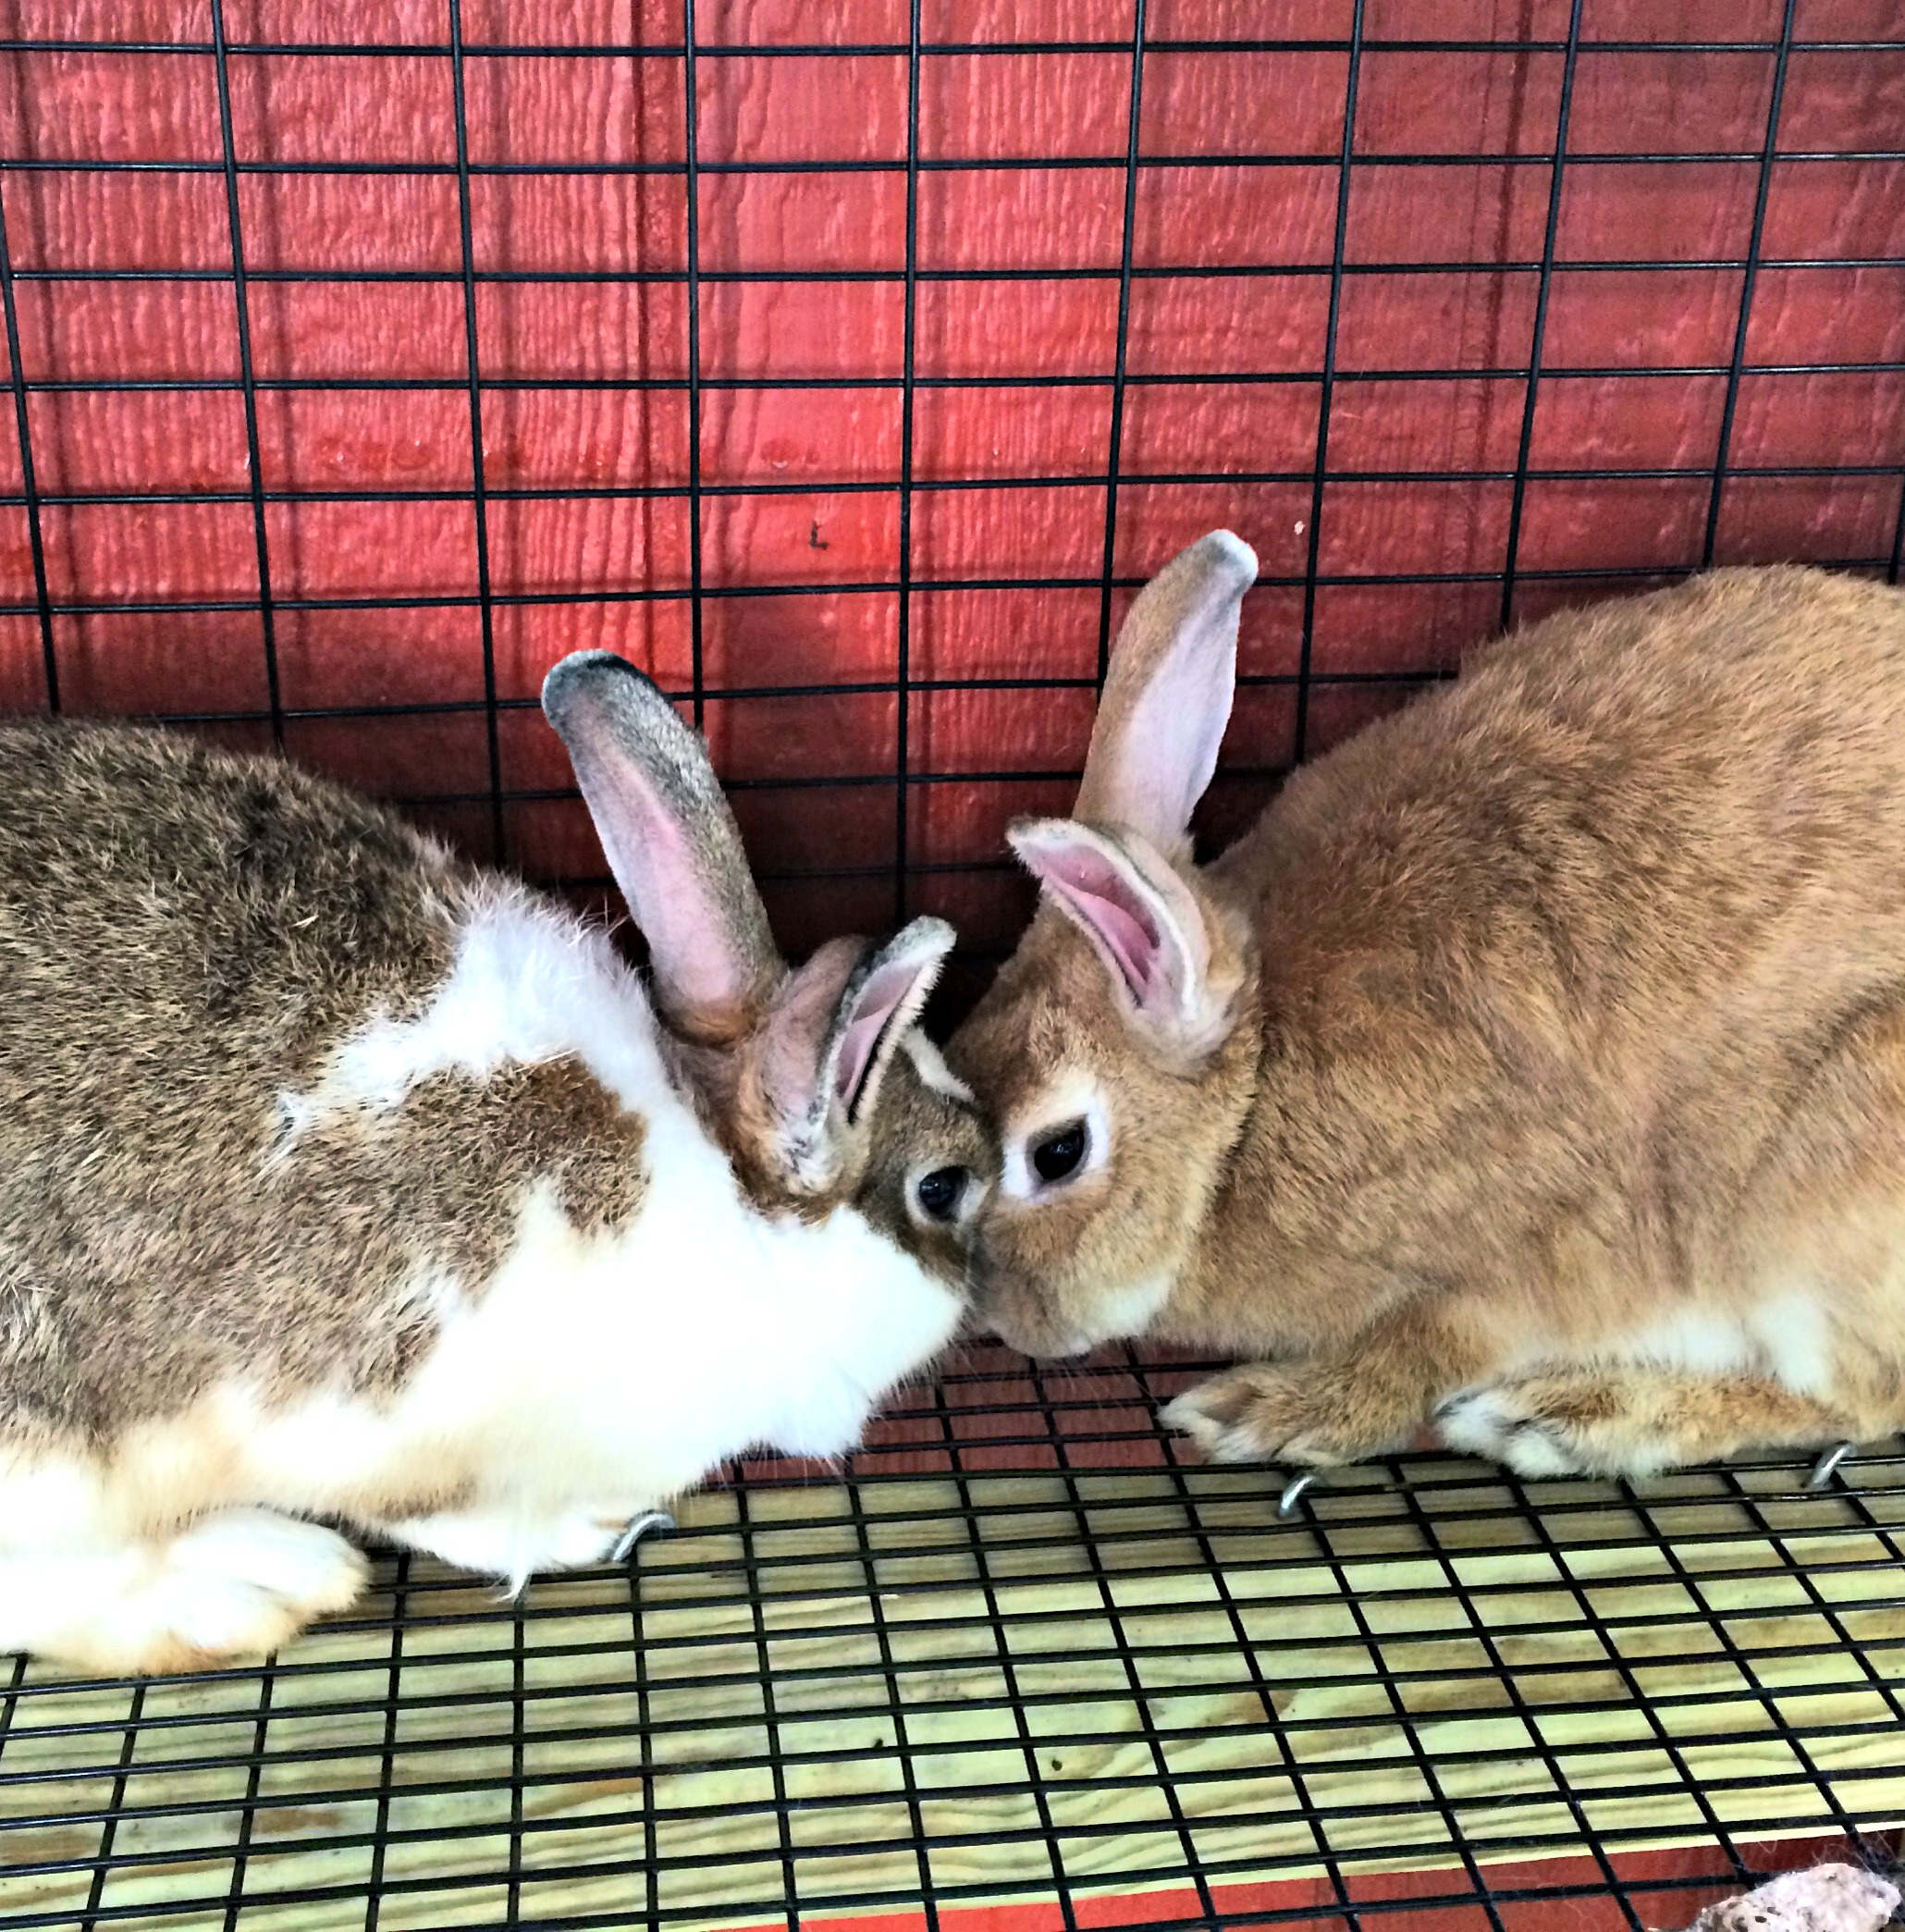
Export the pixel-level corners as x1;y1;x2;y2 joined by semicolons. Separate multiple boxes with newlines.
1075;529;1256;855
542;651;780;1040
822;917;957;1125
758;917;957;1188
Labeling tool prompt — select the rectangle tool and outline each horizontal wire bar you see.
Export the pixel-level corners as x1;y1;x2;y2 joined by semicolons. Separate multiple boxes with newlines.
5;35;1904;55
4;147;1904;174
6;557;1900;626
13;359;1905;392
11;256;1905;284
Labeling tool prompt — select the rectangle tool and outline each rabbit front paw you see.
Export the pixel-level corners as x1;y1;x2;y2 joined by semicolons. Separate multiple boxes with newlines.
1163;1365;1378;1467
125;1511;367;1672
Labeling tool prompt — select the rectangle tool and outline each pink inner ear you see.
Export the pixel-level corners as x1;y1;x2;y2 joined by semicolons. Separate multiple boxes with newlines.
605;790;756;1020
833;955;928;1112
559;712;769;1029
1025;844;1161;1005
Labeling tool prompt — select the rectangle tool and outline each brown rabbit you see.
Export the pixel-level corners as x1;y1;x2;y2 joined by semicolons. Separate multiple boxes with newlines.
949;532;1905;1479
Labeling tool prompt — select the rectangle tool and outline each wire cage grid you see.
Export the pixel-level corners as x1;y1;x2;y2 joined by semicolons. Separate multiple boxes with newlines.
2;1352;1904;1932
2;5;1905;1929
1;1;1902;970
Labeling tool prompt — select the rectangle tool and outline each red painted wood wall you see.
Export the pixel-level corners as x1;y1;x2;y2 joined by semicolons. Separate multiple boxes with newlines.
1;0;1901;977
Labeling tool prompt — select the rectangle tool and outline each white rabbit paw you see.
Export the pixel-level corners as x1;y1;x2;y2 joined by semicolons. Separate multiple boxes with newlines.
387;1505;669;1581
90;1510;367;1674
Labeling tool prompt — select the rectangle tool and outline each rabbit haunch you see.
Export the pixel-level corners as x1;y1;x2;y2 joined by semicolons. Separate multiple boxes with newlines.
0;676;981;1673
951;542;1905;1480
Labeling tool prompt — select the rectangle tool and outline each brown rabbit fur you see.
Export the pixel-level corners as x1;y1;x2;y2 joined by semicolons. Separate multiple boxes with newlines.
0;727;673;1488
951;537;1905;1479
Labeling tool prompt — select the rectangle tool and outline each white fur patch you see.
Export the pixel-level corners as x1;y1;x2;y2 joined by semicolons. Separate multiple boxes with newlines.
3;887;965;1642
1089;1270;1174;1343
0;1507;365;1672
1744;1287;1835;1397
284;884;636;1129
1623;1306;1754;1379
1435;1387;1583;1477
1617;1291;1837;1397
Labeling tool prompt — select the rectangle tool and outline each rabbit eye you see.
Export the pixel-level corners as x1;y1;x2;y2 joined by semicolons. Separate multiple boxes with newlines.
1030;1122;1088;1184
915;1166;967;1222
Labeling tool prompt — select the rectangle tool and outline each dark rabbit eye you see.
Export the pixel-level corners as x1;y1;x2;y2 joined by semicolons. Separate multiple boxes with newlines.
915;1166;967;1222
1031;1122;1088;1184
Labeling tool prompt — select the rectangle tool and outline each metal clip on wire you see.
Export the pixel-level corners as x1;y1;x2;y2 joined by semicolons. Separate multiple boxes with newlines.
1277;1472;1320;1518
611;1511;677;1562
1805;1442;1855;1492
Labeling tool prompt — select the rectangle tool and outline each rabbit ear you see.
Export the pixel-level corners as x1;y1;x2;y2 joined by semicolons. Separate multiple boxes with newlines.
542;653;781;1040
1075;529;1257;855
757;917;957;1188
1010;818;1220;1042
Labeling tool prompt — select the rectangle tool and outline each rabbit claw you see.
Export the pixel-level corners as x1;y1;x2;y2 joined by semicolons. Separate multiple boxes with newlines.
610;1511;676;1562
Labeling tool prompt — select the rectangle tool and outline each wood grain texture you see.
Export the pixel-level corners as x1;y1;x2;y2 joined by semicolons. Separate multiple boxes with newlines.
0;6;1898;965
2;1438;1900;1930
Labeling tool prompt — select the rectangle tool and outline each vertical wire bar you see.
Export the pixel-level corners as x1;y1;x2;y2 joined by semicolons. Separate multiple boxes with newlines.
1502;1472;1755;1887
0;1651;23;1757
624;1549;662;1931
734;1485;804;1932
0;1648;27;1888
0;1652;51;1909
1038;1367;1222;1931
1888;461;1905;585
1093;0;1148;683
893;0;922;928
1701;0;1798;569
682;0;706;729
1295;1464;1510;1932
0;178;55;711
1799;1471;1905;1727
209;0;282;745
361;1553;412;1932
1389;1475;1643;1930
1151;1425;1365;1929
1498;0;1584;634
448;0;506;864
507;1604;526;1926
1291;0;1366;766
933;1406;1080;1932
845;1476;940;1932
79;1681;145;1932
1639;1476;1866;1852
218;1664;278;1932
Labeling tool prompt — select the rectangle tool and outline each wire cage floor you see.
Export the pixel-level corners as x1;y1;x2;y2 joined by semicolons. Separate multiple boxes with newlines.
3;1346;1901;1932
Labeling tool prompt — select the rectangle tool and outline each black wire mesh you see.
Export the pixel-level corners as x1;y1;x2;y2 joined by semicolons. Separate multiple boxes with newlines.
2;1347;1903;1932
4;9;1905;1928
0;8;1900;967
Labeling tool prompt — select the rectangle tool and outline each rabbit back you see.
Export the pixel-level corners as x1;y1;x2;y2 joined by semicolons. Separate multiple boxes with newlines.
0;720;649;1461
1187;567;1905;1356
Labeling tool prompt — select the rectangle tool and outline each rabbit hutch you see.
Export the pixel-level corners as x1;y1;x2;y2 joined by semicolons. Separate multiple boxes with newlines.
3;2;1905;1929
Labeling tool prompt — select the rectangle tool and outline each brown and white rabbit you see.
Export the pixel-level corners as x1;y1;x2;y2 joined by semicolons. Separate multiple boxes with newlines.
949;531;1905;1481
0;653;993;1674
